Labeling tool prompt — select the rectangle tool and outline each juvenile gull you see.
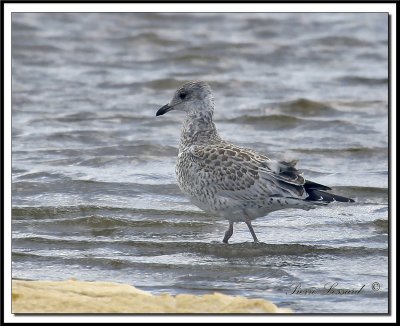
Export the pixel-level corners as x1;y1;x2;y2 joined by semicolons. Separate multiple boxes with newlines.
156;81;354;243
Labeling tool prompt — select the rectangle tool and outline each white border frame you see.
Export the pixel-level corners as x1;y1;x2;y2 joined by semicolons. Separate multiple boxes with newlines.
3;2;396;323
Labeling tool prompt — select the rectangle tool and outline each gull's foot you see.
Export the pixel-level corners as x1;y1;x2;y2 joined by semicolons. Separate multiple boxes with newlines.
222;221;234;244
245;220;259;243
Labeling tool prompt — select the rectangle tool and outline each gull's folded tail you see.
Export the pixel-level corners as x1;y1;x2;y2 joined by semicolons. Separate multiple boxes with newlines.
304;180;355;203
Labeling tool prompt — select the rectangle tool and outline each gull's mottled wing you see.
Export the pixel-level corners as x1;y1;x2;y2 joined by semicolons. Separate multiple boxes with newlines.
186;144;307;201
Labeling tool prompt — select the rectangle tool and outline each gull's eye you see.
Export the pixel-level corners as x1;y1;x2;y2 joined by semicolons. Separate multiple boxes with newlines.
179;92;187;100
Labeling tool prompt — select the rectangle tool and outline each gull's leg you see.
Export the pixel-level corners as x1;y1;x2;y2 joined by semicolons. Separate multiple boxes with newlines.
223;221;234;244
245;220;259;243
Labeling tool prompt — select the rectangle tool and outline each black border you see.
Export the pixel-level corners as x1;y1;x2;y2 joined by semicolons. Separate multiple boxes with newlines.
2;0;395;321
1;0;5;324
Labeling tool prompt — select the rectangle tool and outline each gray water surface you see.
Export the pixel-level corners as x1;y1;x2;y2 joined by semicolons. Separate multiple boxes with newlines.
12;13;388;313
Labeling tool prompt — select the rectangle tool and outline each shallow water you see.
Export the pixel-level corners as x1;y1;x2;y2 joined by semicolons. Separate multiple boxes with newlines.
11;12;388;313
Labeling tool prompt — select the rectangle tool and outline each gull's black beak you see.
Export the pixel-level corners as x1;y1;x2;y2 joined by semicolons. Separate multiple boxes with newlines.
156;104;174;116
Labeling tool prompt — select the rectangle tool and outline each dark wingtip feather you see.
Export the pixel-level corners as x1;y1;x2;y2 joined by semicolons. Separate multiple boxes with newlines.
304;180;332;191
306;189;355;203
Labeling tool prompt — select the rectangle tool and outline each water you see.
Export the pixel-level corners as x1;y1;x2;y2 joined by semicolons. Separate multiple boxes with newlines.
11;13;388;313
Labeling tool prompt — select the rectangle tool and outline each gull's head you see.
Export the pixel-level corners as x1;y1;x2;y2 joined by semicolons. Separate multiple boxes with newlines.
156;81;214;117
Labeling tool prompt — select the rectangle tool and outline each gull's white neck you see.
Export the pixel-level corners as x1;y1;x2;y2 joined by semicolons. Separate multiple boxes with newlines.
179;108;220;152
